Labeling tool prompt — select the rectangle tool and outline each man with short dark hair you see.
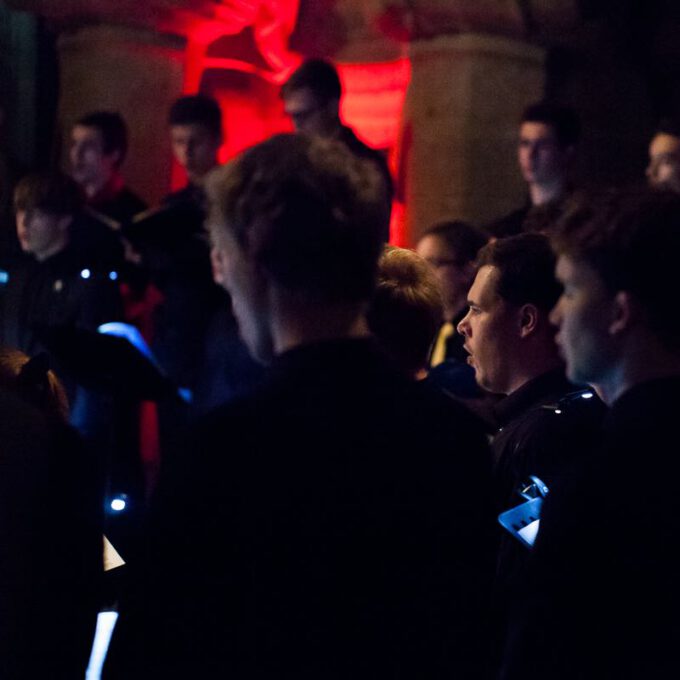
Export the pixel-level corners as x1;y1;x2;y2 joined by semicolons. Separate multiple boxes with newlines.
417;220;488;367
123;94;224;405
0;172;124;449
106;133;496;679
167;94;222;185
70;110;146;223
457;233;603;671
282;58;393;238
3;172;122;357
488;102;580;238
501;189;680;679
457;232;602;512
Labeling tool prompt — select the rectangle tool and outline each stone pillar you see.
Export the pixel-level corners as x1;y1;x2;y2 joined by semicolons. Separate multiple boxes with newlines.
401;33;545;244
57;25;185;206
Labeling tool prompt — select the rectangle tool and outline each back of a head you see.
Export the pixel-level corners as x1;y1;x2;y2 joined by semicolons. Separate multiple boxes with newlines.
14;171;83;216
521;101;581;148
0;348;69;422
419;220;488;263
206;133;388;303
168;93;222;138
476;232;562;313
367;246;443;376
281;59;342;104
553;188;680;351
75;110;128;161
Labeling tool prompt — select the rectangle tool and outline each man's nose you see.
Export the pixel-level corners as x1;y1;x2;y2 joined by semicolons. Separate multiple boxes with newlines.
457;315;469;337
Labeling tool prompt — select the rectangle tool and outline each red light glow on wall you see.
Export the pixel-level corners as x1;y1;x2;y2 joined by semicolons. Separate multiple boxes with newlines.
172;2;411;243
337;59;410;152
337;59;411;245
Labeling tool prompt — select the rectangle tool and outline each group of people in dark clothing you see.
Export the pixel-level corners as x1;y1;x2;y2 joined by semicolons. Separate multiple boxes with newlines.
1;56;680;679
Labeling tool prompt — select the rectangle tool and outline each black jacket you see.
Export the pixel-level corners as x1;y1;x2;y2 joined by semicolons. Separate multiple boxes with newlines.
501;377;680;679
106;338;497;679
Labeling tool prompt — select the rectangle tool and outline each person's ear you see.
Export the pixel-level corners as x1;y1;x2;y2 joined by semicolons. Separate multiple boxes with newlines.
518;303;539;338
609;291;634;336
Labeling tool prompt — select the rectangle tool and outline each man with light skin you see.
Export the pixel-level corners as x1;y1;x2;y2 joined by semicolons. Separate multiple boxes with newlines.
646;120;680;194
1;171;123;392
456;232;602;511
281;58;393;239
456;234;604;671
105;133;496;680
15;197;70;262
70;111;146;223
118;93;226;461
416;220;487;368
168;94;222;186
488;102;580;238
500;189;680;680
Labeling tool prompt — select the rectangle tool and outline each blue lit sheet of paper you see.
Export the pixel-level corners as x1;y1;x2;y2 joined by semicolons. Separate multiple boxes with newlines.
517;519;540;547
85;611;119;680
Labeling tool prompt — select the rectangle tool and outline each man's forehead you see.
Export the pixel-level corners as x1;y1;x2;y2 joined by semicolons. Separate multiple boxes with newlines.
650;132;680;156
72;125;102;144
519;121;557;142
556;254;598;285
469;265;499;303
418;234;457;258
283;87;318;112
170;123;213;140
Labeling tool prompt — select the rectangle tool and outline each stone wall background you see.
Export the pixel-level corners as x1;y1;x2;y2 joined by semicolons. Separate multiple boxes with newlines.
1;0;679;242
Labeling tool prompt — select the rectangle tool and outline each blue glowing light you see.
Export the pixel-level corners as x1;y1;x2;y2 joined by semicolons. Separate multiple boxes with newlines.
110;498;126;512
109;271;118;281
80;268;92;280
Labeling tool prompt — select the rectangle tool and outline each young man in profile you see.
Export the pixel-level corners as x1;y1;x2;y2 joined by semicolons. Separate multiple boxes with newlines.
106;133;496;679
501;189;680;679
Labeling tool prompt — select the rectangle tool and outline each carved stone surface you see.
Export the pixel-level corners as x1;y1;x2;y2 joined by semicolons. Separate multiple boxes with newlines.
7;0;579;45
6;0;576;232
57;25;185;204
401;33;545;241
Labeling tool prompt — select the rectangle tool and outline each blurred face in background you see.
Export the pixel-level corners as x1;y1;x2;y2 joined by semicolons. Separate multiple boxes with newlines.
416;234;476;322
16;209;70;261
647;133;680;194
70;125;119;194
171;123;221;183
283;87;339;137
518;122;570;187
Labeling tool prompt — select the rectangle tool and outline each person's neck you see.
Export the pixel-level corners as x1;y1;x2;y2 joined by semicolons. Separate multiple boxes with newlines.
506;351;563;396
271;292;370;355
594;342;680;406
529;178;566;206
